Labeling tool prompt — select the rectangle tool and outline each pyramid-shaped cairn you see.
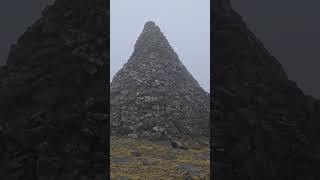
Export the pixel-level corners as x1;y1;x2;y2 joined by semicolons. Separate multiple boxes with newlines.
111;21;209;139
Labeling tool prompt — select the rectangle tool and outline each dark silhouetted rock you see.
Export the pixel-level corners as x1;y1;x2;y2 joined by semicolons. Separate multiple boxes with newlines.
213;0;320;179
0;0;108;179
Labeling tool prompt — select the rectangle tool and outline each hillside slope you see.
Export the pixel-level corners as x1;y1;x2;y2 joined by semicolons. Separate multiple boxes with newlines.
213;0;320;179
0;0;108;179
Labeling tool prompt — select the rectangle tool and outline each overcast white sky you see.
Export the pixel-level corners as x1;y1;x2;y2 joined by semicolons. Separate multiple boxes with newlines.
110;0;210;92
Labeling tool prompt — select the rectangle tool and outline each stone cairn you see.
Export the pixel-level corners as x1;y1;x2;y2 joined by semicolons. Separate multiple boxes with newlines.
213;0;320;179
0;0;108;179
111;21;210;140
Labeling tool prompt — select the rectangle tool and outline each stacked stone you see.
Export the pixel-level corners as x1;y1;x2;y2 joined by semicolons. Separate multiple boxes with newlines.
111;21;210;140
0;0;108;179
213;0;320;179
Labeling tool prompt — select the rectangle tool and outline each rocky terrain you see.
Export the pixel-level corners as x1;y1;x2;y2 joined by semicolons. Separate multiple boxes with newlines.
213;0;320;179
110;22;210;179
0;0;108;179
110;136;209;180
110;21;210;140
4;0;319;179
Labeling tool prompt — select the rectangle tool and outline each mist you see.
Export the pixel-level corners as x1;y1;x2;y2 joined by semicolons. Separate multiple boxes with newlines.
111;0;210;92
0;0;53;65
232;0;320;98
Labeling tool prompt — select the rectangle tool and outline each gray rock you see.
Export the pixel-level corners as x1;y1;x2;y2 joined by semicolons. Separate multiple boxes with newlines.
180;163;200;173
115;176;132;180
127;133;138;139
171;140;187;150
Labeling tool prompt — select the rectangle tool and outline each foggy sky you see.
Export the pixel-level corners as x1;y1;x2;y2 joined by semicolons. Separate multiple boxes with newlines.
231;1;320;98
0;0;53;65
2;1;319;99
110;0;210;92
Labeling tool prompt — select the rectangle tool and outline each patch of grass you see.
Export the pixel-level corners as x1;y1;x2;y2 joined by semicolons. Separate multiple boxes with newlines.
110;136;210;179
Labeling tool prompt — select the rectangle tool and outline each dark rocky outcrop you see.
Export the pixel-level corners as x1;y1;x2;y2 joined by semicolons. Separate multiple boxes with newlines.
0;0;108;179
213;0;320;179
110;21;210;140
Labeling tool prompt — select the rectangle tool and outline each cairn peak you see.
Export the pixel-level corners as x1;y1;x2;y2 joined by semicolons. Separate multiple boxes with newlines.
133;21;174;57
111;22;209;140
144;21;156;29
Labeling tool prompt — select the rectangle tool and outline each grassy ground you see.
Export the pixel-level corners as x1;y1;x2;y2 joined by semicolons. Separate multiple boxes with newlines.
110;136;210;180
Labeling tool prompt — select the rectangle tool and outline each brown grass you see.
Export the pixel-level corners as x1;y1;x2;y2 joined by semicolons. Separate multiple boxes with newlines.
110;136;210;180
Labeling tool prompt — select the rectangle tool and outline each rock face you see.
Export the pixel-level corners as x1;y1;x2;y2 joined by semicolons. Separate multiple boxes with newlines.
213;0;320;179
111;21;209;139
0;0;108;179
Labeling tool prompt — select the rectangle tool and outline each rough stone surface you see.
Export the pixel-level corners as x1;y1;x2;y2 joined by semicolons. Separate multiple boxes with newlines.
110;21;210;140
213;0;320;179
0;0;108;179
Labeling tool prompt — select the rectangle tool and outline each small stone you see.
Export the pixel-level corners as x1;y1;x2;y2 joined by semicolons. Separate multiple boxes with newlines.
128;133;138;139
171;140;187;150
152;126;164;132
116;176;132;180
131;150;141;157
190;141;201;150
